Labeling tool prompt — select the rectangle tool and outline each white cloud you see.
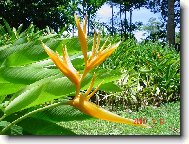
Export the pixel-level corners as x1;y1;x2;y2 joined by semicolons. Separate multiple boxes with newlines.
96;3;112;22
133;30;147;42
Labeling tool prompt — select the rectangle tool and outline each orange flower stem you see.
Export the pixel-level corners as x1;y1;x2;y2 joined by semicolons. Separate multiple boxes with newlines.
80;67;89;82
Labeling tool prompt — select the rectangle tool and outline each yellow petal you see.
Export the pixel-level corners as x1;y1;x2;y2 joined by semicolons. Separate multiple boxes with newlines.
83;15;87;35
90;31;100;59
62;46;79;76
42;42;80;86
96;32;101;51
83;73;96;97
68;97;150;128
89;31;97;61
86;80;104;100
87;41;121;71
99;38;109;52
74;14;88;64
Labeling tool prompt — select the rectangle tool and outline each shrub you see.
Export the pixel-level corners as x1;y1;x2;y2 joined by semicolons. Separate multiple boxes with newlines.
99;39;180;111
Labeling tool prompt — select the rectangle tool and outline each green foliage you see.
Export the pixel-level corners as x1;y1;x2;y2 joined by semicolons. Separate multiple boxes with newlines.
17;117;76;135
142;17;166;42
4;85;44;115
111;0;147;9
0;0;77;32
0;22;122;135
146;0;180;28
0;18;23;46
0;20;180;136
0;121;23;135
100;38;180;111
32;105;93;123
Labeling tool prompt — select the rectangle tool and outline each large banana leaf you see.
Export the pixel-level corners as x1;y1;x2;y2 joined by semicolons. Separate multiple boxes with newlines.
0;83;25;96
1;38;62;66
32;105;93;123
0;26;123;135
4;69;122;115
0;121;23;135
17;117;76;135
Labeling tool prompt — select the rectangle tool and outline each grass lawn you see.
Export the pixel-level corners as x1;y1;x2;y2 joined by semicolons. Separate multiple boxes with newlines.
59;101;180;135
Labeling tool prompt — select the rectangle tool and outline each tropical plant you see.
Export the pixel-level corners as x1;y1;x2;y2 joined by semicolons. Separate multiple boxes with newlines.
0;15;150;135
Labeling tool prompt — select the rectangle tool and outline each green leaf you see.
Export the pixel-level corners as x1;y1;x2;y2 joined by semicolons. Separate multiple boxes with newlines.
13;37;28;45
0;83;25;96
32;105;93;123
3;68;121;114
92;69;122;88
2;74;90;113
10;124;23;135
18;117;76;135
0;41;36;64
0;95;6;103
100;82;122;92
0;121;23;135
4;84;44;115
3;19;16;40
57;37;81;55
0;51;86;85
44;77;76;96
3;38;63;66
23;73;95;109
2;37;84;67
0;121;9;131
139;68;152;73
23;74;92;109
0;66;60;84
16;24;23;35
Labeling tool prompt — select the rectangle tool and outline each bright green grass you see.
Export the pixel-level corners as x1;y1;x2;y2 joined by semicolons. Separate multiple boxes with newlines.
59;101;180;135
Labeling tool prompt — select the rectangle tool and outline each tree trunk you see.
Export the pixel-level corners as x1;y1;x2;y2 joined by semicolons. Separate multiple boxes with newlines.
124;3;127;40
120;3;123;40
129;8;132;38
111;2;114;36
167;0;175;46
72;24;74;37
87;4;90;35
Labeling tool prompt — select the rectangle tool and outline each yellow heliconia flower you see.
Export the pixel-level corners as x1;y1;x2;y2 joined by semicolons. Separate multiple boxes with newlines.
74;14;120;80
74;14;88;64
42;14;150;128
86;31;121;73
68;75;150;128
41;42;80;89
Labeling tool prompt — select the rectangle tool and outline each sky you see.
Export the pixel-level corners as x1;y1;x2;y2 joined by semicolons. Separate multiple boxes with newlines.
95;2;162;41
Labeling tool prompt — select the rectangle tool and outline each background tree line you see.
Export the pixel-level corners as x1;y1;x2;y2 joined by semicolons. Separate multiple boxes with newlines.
0;0;180;46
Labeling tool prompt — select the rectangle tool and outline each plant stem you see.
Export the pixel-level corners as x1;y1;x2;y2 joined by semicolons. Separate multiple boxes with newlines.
0;115;6;121
0;100;69;135
80;67;89;83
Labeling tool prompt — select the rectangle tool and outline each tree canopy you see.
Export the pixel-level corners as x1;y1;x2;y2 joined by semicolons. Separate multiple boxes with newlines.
0;0;180;45
0;0;76;31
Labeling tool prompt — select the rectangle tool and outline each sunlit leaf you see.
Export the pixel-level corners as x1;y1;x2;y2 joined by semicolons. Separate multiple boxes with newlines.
17;117;76;135
32;105;93;123
4;84;44;115
100;82;122;92
0;83;25;96
0;121;23;135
